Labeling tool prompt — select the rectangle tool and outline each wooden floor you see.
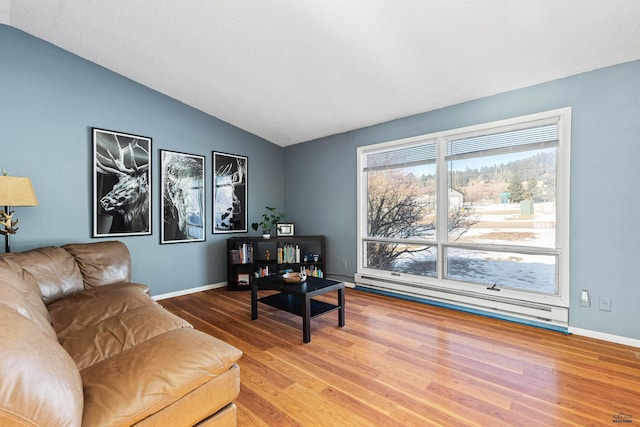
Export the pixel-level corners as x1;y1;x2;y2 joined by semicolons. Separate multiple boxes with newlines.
160;287;640;426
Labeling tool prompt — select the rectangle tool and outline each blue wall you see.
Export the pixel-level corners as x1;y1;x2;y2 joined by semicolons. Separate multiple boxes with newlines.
3;23;639;341
0;25;284;295
284;60;640;341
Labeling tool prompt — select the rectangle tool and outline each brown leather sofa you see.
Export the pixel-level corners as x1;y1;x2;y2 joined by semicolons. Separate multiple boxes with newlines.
0;241;242;426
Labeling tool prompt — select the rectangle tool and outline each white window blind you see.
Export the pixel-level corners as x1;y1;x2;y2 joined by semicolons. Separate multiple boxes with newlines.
447;122;558;161
365;141;436;172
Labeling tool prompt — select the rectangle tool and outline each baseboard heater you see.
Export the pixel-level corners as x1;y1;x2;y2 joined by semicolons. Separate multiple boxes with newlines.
354;273;568;329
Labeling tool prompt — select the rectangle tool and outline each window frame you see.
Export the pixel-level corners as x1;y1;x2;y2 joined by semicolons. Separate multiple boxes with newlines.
357;108;571;310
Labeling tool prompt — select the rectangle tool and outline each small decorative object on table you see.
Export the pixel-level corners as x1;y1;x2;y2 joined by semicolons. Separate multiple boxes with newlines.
282;271;307;284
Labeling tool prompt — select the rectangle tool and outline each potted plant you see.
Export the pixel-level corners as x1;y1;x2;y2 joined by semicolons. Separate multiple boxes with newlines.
251;206;284;238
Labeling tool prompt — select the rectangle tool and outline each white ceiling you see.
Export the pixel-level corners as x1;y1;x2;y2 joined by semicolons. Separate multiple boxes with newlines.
2;1;640;147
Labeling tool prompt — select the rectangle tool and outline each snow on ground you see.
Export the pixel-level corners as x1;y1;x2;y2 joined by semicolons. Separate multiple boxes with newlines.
395;202;557;294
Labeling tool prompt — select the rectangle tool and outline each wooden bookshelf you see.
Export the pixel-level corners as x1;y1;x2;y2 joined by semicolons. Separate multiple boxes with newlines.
226;235;326;291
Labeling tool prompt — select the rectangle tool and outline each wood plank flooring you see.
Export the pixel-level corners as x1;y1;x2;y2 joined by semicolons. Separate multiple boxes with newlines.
159;287;640;426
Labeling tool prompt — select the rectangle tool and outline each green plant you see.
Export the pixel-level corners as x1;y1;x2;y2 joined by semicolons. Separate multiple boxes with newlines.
251;206;284;235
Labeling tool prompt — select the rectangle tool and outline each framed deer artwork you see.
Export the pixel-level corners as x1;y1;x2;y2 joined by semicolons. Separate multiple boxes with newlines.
213;151;247;233
160;150;205;244
92;128;152;237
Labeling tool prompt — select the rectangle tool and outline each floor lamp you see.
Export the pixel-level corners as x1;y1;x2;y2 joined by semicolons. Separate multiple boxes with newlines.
0;174;38;253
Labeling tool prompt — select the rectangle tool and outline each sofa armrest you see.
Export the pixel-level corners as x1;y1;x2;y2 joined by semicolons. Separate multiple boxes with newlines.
0;305;83;427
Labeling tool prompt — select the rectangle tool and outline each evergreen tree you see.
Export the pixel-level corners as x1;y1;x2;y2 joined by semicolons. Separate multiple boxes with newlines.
507;174;529;202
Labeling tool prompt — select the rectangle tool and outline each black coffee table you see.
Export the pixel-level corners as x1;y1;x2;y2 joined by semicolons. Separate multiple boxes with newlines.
251;275;345;343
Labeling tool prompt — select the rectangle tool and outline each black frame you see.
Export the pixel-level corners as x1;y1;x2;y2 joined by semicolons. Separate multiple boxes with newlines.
276;222;295;236
93;128;152;237
160;150;206;244
213;151;247;233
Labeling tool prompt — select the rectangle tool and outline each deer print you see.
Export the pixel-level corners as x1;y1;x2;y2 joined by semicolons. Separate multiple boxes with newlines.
215;157;246;230
163;153;204;240
96;137;150;232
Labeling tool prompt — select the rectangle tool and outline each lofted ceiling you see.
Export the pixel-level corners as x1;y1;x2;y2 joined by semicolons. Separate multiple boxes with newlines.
2;1;640;147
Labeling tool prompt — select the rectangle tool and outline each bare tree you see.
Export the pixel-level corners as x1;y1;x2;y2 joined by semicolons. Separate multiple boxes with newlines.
447;206;480;241
366;170;478;270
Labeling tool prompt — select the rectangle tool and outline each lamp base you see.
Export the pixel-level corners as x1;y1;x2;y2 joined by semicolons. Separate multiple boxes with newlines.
2;206;11;253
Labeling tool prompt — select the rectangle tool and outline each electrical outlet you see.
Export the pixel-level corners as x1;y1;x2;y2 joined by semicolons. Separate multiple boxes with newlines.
340;260;347;270
599;297;612;312
579;290;590;307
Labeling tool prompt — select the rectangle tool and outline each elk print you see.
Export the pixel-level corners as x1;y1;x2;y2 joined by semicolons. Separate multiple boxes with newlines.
161;150;205;243
213;152;247;233
93;128;152;236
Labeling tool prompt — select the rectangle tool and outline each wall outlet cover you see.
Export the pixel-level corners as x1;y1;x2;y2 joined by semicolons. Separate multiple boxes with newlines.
579;290;590;307
599;297;612;312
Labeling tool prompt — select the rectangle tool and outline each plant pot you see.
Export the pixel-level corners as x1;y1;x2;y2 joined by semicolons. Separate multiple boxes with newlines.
262;233;271;239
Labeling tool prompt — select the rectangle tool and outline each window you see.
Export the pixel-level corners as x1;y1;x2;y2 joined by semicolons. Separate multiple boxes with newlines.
357;109;571;323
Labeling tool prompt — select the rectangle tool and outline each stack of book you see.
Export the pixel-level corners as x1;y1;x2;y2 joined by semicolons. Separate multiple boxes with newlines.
277;244;300;264
303;266;324;278
231;243;253;264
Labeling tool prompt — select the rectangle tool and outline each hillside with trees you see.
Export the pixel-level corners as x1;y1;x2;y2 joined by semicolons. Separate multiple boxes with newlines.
444;151;555;205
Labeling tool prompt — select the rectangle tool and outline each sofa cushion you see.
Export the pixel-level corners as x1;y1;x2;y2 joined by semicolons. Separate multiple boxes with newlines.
0;272;57;341
0;305;84;427
134;371;240;427
0;246;84;304
63;241;131;289
48;282;152;338
81;328;243;426
60;303;192;369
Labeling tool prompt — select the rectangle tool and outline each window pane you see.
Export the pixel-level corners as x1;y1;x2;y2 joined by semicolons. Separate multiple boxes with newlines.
366;166;436;239
365;241;437;278
445;247;557;294
447;147;556;248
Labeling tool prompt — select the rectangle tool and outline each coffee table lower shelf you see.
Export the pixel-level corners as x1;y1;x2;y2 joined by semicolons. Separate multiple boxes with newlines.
258;293;340;318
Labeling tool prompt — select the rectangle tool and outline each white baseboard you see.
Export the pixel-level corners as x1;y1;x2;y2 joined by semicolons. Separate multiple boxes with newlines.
152;282;227;301
152;278;355;301
568;327;640;348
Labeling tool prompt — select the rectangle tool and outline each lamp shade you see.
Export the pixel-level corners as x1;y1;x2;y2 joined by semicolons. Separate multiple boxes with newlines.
0;176;38;206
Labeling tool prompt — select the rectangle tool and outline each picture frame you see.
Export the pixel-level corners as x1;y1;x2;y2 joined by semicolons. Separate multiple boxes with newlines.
276;222;295;236
160;150;205;244
93;128;152;237
213;151;247;233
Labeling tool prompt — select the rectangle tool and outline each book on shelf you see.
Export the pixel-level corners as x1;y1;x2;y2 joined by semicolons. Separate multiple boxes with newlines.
257;265;269;277
229;249;241;264
277;244;300;264
302;265;324;278
238;243;253;264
